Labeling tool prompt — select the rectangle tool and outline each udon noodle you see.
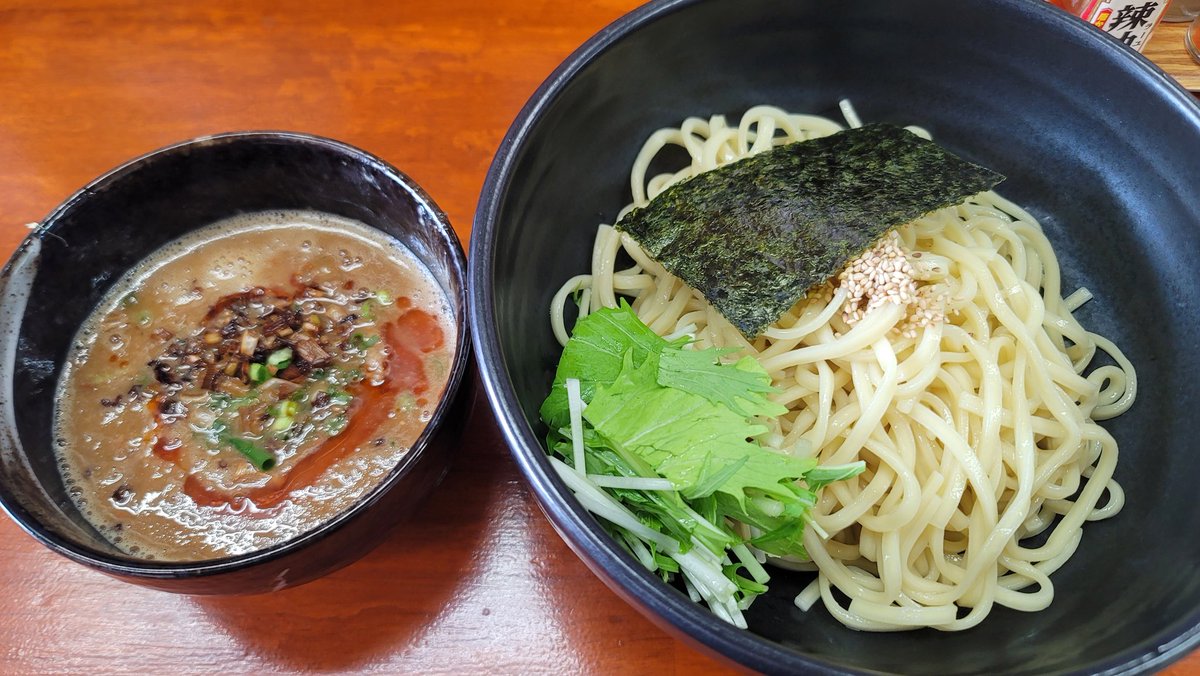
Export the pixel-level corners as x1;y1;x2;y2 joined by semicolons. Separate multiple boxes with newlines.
549;104;1136;631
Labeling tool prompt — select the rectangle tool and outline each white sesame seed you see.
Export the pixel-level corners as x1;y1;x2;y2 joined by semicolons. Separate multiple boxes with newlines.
833;230;946;334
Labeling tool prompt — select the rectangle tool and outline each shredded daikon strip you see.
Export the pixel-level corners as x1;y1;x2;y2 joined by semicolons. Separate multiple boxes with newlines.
566;378;586;474
587;475;675;490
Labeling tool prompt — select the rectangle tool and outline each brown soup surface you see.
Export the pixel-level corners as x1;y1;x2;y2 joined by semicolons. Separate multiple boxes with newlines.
54;210;455;561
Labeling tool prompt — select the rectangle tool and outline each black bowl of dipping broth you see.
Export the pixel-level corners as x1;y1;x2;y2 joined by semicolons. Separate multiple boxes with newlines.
0;132;471;594
470;0;1200;673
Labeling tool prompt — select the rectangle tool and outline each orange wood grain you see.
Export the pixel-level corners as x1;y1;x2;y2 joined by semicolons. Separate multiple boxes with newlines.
0;2;1195;674
1146;21;1200;91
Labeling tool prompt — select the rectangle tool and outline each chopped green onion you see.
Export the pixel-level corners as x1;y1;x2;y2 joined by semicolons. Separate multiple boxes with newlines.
327;389;353;406
266;348;293;370
223;435;276;471
324;367;364;386
350;332;381;350
269;400;299;432
208;392;259;412
426;355;448;379
324;415;348;436
395;392;416;412
209;393;231;411
289;388;309;403
360;300;375;322
135;310;152;327
248;362;269;384
374;290;393;305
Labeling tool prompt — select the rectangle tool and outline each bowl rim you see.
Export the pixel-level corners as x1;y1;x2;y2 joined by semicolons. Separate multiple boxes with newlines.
468;0;1200;673
0;129;473;579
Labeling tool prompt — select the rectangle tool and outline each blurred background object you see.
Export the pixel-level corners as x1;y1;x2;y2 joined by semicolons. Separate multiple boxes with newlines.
1048;0;1168;51
1164;0;1200;22
1187;14;1200;63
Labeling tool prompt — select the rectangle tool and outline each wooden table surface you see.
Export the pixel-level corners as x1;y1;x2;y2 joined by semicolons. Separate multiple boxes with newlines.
0;2;1196;674
1146;20;1200;91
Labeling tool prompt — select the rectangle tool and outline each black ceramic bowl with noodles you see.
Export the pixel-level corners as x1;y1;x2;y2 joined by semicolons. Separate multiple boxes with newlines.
0;132;472;594
469;0;1200;673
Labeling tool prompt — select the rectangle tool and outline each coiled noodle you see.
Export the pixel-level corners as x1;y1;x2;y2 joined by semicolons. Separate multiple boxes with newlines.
549;104;1136;631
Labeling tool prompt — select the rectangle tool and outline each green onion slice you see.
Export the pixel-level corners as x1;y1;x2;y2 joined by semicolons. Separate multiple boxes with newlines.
268;400;299;432
350;332;381;350
223;435;276;471
248;362;269;384
267;348;293;370
324;415;348;436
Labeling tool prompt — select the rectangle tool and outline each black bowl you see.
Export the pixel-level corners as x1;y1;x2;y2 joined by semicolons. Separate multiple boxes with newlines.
470;0;1200;673
0;131;472;594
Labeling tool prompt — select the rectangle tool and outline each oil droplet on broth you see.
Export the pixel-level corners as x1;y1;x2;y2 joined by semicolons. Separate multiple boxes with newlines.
338;248;364;272
207;253;255;282
175;287;204;305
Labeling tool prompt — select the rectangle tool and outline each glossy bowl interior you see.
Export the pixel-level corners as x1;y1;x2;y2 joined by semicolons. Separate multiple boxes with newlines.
0;131;471;594
470;0;1200;673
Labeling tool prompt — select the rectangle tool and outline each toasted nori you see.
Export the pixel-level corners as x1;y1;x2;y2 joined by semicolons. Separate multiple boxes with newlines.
614;123;1005;337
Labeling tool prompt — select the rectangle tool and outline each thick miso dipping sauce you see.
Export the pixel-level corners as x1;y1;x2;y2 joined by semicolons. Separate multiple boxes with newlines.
54;211;455;561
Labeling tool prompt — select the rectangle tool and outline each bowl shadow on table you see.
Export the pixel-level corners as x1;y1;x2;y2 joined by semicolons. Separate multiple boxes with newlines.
191;378;501;671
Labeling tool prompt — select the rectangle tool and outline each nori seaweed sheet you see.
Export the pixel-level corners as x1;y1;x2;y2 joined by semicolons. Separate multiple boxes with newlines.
615;123;1004;338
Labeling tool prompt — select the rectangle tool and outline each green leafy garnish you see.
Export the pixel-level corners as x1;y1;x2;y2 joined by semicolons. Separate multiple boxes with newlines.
804;462;870;492
540;301;666;431
656;347;786;419
540;303;864;624
584;351;815;506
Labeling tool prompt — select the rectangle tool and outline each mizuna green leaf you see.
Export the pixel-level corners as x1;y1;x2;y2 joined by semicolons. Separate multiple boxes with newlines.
538;304;865;620
540;301;666;431
585;351;815;505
